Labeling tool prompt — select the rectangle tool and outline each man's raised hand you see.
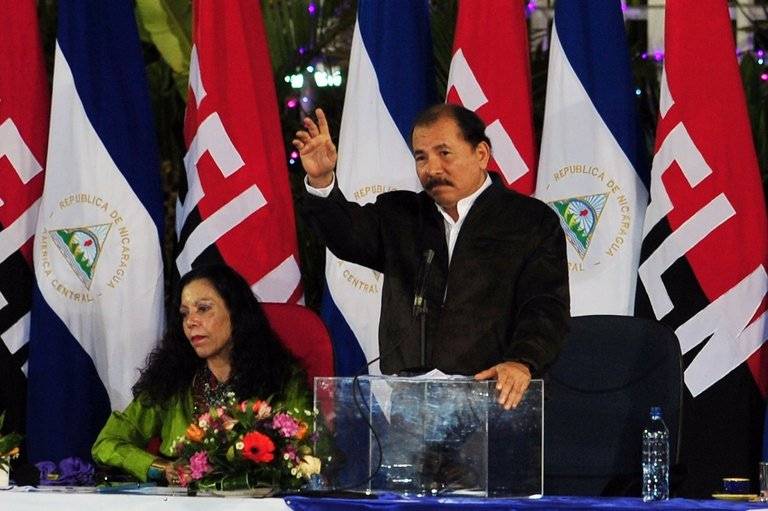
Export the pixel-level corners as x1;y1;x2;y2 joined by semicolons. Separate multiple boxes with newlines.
292;108;337;188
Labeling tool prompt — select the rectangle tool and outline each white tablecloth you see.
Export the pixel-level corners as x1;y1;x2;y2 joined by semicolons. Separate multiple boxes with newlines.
0;487;292;511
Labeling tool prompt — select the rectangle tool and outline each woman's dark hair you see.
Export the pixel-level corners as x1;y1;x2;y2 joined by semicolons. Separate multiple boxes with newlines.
410;103;492;150
132;264;303;404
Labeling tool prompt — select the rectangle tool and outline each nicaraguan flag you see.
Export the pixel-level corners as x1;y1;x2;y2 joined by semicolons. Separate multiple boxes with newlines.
26;0;164;462
322;0;436;375
536;0;648;316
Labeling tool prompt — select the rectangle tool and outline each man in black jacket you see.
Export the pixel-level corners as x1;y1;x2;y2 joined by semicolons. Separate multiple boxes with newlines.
294;104;569;409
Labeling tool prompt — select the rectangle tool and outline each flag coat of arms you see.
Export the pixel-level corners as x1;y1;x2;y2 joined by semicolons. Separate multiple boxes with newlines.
446;0;536;194
0;0;49;436
176;0;302;304
536;0;648;316
322;0;437;375
26;0;165;461
636;0;768;493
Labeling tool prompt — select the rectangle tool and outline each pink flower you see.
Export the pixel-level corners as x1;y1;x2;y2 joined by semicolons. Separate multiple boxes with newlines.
189;451;212;480
177;467;191;487
197;412;211;428
239;400;272;419
253;400;272;419
282;445;298;462
220;414;238;431
272;413;299;438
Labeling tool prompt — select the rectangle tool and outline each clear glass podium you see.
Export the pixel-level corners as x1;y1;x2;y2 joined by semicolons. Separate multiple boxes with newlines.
313;376;543;497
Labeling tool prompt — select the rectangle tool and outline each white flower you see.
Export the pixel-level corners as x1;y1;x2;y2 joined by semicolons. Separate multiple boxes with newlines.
236;441;244;450
296;455;322;478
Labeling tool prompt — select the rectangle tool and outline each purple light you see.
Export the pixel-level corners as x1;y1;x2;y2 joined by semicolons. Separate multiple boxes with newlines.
757;49;765;58
620;0;628;12
308;2;316;15
298;47;306;55
761;73;768;81
526;0;536;13
653;51;664;62
286;98;298;108
641;52;648;60
290;151;299;159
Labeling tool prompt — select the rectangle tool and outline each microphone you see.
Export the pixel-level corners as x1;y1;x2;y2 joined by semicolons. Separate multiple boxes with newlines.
413;249;435;317
358;248;435;376
412;249;434;370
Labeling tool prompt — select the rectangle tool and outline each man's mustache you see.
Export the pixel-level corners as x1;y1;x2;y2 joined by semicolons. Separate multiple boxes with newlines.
424;178;452;190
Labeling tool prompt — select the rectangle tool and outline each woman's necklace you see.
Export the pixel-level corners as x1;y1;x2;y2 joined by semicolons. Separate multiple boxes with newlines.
192;366;234;415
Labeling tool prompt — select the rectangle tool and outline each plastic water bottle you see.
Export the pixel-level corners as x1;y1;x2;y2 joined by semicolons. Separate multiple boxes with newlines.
642;406;670;501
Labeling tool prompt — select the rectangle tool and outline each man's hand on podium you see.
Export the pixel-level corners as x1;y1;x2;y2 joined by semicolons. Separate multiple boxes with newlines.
474;361;531;410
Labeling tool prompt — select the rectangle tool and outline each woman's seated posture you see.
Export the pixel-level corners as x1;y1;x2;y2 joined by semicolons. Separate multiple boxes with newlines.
92;264;307;484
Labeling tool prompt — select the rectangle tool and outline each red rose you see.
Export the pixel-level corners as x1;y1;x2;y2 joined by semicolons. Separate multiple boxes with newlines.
241;431;275;463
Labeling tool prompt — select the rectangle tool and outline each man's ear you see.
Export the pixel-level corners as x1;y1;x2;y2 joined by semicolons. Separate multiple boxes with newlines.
475;141;491;168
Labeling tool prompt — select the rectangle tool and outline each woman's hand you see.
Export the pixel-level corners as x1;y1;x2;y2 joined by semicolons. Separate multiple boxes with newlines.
163;462;191;487
292;108;337;188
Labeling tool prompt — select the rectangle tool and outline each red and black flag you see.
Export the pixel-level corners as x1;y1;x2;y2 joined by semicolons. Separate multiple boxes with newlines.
176;0;302;303
446;0;537;194
0;0;49;435
636;0;768;496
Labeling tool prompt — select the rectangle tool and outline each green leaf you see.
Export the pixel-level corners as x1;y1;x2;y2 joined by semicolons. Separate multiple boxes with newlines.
0;432;22;456
134;0;192;100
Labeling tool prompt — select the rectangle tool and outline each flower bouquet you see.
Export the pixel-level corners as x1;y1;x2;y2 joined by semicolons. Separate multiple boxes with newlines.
173;393;321;493
0;412;22;485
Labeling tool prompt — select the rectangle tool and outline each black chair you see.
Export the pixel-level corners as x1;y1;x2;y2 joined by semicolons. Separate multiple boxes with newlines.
544;315;683;496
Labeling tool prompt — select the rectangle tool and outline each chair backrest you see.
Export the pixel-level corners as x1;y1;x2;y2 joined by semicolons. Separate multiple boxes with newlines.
544;315;683;496
260;302;335;385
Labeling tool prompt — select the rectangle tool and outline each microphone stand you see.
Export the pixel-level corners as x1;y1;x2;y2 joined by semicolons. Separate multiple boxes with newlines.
411;249;434;373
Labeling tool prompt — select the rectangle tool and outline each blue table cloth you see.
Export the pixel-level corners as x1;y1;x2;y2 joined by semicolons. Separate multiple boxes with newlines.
284;494;767;510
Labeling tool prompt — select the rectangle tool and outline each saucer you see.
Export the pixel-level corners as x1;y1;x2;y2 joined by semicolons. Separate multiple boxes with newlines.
711;493;759;501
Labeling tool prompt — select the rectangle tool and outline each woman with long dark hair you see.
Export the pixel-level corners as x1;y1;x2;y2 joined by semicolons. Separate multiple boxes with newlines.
92;264;306;483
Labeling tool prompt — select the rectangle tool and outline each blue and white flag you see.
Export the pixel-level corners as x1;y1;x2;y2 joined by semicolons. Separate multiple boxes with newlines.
26;0;164;462
535;0;648;316
322;0;436;375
